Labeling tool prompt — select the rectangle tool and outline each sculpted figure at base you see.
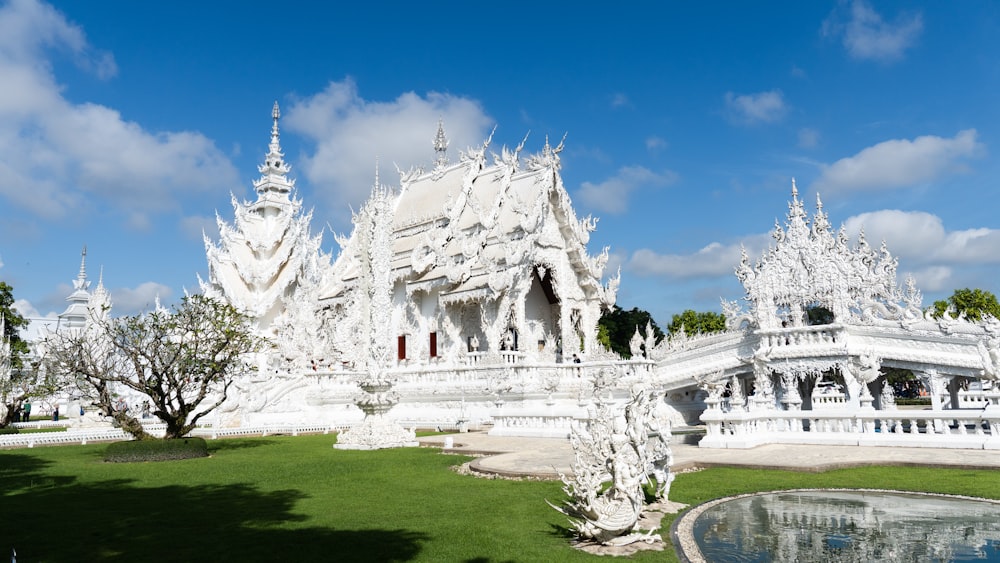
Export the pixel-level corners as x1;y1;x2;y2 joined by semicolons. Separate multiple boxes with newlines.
550;382;673;546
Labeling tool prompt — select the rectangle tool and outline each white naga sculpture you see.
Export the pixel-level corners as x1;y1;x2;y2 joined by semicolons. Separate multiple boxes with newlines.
551;381;673;545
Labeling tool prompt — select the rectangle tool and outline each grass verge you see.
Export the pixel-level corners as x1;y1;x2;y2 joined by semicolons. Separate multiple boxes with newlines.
4;434;1000;562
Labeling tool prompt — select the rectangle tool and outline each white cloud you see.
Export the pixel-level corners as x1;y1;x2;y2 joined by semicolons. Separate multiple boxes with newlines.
823;0;923;63
798;128;819;149
843;210;1000;265
645;136;668;152
906;266;952;292
724;90;786;125
12;298;43;318
576;166;678;215
0;0;239;223
604;251;625;284
0;253;4;270
626;233;772;279
111;282;174;315
284;78;494;229
179;215;220;241
610;93;631;109
811;130;983;194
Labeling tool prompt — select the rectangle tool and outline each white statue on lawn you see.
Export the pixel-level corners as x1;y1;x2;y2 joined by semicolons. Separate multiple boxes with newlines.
550;383;673;546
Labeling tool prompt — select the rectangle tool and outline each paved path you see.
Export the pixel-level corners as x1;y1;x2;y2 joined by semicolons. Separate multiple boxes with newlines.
418;431;1000;478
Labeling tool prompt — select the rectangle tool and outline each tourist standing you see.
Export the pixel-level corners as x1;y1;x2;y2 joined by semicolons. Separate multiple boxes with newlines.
52;405;59;422
22;401;31;422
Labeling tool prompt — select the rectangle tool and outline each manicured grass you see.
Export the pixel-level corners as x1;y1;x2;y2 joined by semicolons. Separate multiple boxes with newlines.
15;427;67;434
4;435;1000;562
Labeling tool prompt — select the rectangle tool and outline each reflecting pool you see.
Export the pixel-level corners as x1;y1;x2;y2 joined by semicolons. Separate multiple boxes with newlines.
691;490;1000;562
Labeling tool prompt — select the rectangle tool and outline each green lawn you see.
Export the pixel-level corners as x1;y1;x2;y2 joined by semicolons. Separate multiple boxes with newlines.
4;435;1000;562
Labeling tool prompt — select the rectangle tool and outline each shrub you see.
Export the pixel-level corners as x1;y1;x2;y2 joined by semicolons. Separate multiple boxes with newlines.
0;426;20;435
104;437;209;463
896;398;932;406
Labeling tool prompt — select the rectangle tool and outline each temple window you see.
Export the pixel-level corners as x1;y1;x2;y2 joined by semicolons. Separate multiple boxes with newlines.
429;332;437;358
397;335;406;360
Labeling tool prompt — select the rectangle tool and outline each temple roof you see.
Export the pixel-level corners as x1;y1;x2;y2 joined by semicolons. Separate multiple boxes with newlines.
732;181;918;330
325;128;615;307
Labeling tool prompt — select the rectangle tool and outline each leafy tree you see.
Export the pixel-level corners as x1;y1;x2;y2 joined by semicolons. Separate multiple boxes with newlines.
1;281;29;368
597;305;664;358
45;294;263;439
1;282;58;427
931;288;1000;322
667;309;727;336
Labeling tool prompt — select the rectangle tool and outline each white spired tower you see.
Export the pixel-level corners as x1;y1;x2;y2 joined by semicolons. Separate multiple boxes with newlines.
201;102;331;341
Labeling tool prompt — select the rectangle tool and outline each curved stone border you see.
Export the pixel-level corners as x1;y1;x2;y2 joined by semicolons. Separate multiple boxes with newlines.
670;488;1000;563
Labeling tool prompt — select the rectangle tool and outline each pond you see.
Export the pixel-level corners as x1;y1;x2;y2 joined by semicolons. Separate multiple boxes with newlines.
680;489;1000;562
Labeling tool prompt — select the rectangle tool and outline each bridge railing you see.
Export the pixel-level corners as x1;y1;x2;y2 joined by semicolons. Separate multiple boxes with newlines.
700;406;1000;449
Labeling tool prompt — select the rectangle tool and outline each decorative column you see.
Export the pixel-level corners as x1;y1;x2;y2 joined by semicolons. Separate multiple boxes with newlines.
917;369;946;433
334;180;416;450
780;373;802;433
697;378;726;447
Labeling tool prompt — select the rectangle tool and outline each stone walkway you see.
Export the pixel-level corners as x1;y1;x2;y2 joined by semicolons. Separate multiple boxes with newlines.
418;430;1000;478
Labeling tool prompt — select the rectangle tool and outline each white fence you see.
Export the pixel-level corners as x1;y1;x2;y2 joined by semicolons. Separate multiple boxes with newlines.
0;422;355;449
700;406;1000;450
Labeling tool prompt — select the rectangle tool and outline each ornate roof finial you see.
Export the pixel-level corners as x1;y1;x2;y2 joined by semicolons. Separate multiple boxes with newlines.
433;118;449;169
270;101;282;156
791;178;798;199
69;244;91;295
78;244;87;281
254;101;293;195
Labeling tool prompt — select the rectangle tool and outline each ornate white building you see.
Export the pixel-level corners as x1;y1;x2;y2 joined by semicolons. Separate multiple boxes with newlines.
320;125;618;369
201;102;332;366
203;107;1000;449
651;183;1000;448
204;106;628;430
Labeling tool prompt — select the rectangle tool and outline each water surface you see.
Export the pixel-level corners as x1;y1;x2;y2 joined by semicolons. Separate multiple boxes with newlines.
693;490;1000;562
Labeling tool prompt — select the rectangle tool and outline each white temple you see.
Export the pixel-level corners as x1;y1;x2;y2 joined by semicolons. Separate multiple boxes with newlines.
196;105;1000;449
202;105;629;432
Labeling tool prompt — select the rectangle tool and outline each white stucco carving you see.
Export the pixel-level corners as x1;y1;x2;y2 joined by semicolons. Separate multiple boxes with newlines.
551;381;672;545
659;182;1000;448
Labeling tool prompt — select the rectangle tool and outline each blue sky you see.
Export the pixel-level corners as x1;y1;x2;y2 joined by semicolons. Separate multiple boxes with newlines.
1;0;999;328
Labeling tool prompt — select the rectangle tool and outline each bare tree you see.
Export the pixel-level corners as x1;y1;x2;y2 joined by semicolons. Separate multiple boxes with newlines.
46;295;263;439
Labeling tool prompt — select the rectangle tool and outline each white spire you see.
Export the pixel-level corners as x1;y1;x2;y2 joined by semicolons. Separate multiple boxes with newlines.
271;101;281;150
433;119;449;168
72;245;90;292
254;101;294;196
60;245;94;329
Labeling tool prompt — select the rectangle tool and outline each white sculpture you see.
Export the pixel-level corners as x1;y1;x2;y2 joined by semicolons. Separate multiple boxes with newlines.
334;179;416;450
551;382;672;545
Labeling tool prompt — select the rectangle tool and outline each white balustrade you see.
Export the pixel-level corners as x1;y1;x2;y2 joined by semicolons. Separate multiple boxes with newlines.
0;422;356;449
701;406;1000;449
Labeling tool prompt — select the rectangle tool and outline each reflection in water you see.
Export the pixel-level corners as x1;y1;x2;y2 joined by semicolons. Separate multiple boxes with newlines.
693;490;1000;562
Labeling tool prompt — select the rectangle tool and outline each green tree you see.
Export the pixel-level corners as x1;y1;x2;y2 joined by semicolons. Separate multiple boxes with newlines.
597;305;664;358
1;281;29;368
667;309;727;336
931;288;1000;322
45;294;263;439
1;282;56;427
